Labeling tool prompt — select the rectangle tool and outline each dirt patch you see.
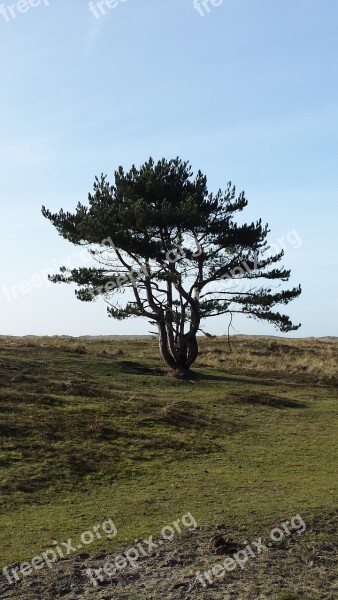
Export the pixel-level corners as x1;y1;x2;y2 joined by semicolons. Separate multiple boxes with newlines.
1;511;336;599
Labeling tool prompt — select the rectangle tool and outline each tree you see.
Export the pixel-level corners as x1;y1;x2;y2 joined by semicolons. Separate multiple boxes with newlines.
42;157;301;377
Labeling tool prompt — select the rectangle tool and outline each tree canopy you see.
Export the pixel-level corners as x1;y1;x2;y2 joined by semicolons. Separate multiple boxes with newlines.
42;157;301;375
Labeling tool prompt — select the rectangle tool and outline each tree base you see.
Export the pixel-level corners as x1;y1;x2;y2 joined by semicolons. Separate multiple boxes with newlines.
167;368;196;380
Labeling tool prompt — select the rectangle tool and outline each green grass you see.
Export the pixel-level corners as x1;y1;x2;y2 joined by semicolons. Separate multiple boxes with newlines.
0;335;337;568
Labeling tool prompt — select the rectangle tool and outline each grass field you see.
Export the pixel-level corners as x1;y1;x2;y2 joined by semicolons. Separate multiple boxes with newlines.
0;335;337;598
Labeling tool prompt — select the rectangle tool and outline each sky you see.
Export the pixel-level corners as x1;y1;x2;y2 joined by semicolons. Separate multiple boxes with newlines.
0;0;337;337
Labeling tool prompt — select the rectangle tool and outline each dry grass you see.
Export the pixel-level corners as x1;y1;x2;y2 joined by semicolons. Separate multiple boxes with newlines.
198;336;338;382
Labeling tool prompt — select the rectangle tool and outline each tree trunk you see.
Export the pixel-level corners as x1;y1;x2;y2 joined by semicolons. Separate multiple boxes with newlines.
158;321;177;370
158;321;199;377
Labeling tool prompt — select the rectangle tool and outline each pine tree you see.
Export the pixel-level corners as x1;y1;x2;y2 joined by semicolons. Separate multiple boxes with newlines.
42;157;301;376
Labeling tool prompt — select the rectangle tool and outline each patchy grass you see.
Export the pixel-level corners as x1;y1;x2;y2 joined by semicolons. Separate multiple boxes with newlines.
0;335;337;597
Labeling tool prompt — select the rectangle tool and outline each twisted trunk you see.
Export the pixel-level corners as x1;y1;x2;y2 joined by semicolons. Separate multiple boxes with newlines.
158;314;200;377
153;266;201;376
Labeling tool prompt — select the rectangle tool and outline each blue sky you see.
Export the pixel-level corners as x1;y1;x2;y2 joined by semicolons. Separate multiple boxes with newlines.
0;0;337;337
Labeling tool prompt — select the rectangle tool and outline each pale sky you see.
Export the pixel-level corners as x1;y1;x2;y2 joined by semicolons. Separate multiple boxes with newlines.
0;0;337;337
